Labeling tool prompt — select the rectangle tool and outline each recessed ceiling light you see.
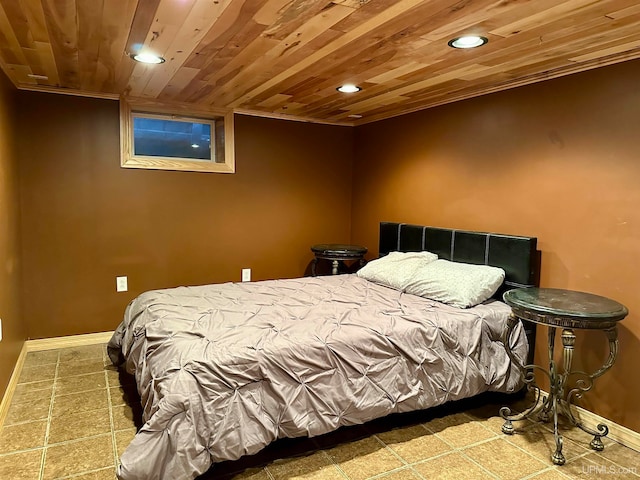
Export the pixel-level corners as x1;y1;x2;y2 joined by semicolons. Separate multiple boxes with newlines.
348;114;363;119
448;36;488;49
191;144;199;148
337;84;361;93
27;74;49;80
130;52;165;64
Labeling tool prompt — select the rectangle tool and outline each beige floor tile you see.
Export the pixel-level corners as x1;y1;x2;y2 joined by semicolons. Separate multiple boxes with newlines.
376;468;422;480
504;425;589;463
464;438;548;480
18;363;57;383
52;388;108;417
57;359;107;378
231;467;271;480
56;371;107;395
559;452;639;479
71;467;118;479
43;435;114;479
267;451;343;480
112;404;141;431
325;437;404;480
49;407;112;444
560;428;615;450
558;456;591;479
413;452;491;480
466;403;532;434
109;386;127;407
12;379;54;398
115;428;137;458
541;417;615;450
58;345;106;363
23;350;59;367
423;412;497;448
0;420;47;453
479;415;532;435
583;452;638;479
4;396;51;425
595;441;640;471
106;369;120;387
0;449;44;480
376;424;452;463
3;343;636;480
10;384;53;405
528;469;573;479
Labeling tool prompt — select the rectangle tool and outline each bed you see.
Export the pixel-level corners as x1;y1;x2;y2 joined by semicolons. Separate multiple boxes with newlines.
107;222;539;480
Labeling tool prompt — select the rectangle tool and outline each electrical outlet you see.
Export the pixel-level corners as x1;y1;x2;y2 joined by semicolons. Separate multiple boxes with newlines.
241;268;251;282
116;276;128;292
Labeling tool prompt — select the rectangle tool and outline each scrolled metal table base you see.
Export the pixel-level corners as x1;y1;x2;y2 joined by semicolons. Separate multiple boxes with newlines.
500;315;618;466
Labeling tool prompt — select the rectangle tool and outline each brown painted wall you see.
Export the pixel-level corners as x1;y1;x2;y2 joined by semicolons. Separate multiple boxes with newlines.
12;60;640;432
17;93;354;339
0;71;25;398
351;60;640;432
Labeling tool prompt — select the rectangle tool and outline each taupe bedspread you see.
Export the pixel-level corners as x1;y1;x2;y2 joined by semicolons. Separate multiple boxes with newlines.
108;274;527;480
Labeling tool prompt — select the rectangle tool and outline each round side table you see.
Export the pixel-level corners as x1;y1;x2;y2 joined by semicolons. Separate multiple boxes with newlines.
310;244;367;276
500;288;628;466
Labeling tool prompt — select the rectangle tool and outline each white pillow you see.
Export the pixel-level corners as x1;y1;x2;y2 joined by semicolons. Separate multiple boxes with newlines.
357;251;438;291
403;259;505;308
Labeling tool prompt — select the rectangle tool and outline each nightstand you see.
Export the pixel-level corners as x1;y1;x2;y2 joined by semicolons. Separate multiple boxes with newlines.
310;244;367;276
500;287;628;465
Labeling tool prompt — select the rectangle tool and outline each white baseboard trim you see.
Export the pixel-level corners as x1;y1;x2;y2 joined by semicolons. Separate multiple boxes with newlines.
0;342;28;431
0;331;114;430
539;390;640;453
25;331;114;352
570;401;640;453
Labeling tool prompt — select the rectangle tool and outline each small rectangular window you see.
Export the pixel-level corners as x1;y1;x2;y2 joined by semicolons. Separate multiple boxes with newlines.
133;115;213;161
120;98;234;173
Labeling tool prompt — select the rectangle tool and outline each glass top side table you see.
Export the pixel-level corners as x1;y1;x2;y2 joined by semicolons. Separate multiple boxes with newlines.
500;288;628;466
310;244;367;276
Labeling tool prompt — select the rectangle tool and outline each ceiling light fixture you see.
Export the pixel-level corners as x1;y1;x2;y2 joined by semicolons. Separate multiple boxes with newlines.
337;84;361;93
130;52;165;64
27;73;49;80
448;35;488;49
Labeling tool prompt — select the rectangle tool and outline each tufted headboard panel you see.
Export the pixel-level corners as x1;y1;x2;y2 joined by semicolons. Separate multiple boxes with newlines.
379;222;540;294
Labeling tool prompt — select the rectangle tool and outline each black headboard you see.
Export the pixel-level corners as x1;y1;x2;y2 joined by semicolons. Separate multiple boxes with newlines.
379;222;540;295
379;222;540;365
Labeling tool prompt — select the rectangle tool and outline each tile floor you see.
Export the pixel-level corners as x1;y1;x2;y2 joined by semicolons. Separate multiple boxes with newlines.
0;344;638;480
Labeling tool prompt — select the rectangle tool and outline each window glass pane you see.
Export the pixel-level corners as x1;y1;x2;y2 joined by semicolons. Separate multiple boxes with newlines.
133;117;213;161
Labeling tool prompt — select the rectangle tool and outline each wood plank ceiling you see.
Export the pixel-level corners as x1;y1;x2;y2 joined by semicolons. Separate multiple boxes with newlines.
1;0;639;125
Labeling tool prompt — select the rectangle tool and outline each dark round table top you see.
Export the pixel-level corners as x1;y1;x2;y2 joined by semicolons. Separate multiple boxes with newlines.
311;244;368;256
503;288;628;328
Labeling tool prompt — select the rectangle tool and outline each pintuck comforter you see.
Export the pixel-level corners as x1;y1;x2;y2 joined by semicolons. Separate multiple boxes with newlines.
108;274;527;480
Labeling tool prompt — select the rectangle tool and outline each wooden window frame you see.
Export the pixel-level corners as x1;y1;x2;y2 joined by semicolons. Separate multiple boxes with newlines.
120;97;235;173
